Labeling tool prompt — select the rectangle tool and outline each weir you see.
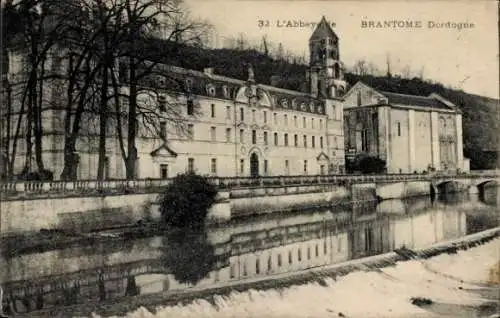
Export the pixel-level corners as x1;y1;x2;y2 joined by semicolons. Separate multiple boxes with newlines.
0;172;498;235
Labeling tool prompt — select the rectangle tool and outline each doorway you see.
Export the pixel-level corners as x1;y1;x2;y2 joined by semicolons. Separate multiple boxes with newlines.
250;153;259;177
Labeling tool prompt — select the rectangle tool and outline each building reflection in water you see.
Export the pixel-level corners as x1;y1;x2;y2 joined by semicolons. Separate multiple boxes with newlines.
0;188;498;314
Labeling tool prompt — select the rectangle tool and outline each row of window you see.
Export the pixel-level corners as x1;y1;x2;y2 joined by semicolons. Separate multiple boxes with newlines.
230;238;344;278
204;103;326;130
202;127;326;148
177;158;324;176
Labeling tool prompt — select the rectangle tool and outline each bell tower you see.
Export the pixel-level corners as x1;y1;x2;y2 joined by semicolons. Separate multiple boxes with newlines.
309;16;347;98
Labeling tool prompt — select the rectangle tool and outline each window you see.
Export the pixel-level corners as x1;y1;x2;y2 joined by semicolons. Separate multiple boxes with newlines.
187;124;194;140
264;160;268;175
303;160;308;174
252;130;257;144
311;118;315;129
298;249;302;261
160;164;168;179
252;109;256;122
294;116;298;127
284;114;288;126
315;245;319;257
187;99;194;115
263;111;267;124
319;119;323;129
268;255;272;271
274;112;278;124
307;247;311;260
397;122;401;136
324;241;327;255
240;107;244;121
243;262;247;276
256;259;260;274
285;160;289;175
240;129;245;143
288;250;293;264
312;136;315;148
320;165;325;175
160;121;167;139
211;158;217;174
274;132;278;146
362;129;369;151
303;135;307;147
240;159;244;174
303;117;306;128
230;264;235;278
226;128;231;142
158;95;166;112
284;133;289;146
264;131;268;145
294;134;298;147
337;237;342;252
226;106;231;119
211;103;215;118
188;158;195;173
277;254;282;267
320;136;324;148
210;126;216;142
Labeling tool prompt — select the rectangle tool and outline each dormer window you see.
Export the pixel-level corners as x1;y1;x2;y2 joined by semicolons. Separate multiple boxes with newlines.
222;85;230;98
158;95;166;112
282;99;288;108
206;83;216;97
185;78;194;92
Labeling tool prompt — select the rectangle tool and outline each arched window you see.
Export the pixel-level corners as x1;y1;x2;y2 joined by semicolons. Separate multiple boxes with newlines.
334;63;340;79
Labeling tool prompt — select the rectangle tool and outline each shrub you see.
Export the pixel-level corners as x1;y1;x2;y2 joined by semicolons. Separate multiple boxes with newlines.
346;154;386;174
159;172;218;229
358;156;386;174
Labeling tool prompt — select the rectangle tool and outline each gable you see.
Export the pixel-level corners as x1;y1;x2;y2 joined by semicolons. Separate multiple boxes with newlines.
150;144;178;158
316;152;329;161
343;82;388;109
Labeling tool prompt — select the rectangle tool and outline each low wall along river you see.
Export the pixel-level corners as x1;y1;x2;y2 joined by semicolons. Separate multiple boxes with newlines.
0;175;498;235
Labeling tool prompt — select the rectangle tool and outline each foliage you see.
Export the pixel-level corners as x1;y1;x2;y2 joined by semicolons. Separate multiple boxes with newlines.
158;172;218;229
346;154;386;174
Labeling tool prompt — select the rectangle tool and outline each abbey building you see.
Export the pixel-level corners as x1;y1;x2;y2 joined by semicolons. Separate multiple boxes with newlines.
1;16;466;180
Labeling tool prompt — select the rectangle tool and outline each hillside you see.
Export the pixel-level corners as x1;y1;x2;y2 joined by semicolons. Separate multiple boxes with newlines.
147;42;499;169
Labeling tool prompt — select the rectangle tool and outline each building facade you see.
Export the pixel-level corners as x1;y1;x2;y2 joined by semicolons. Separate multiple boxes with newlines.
2;16;469;180
342;82;466;173
2;17;346;180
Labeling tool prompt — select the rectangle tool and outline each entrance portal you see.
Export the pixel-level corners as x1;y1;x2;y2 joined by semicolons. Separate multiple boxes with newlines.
250;153;259;177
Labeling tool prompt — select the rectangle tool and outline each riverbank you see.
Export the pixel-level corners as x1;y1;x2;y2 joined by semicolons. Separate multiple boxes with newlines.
12;226;500;318
0;199;368;258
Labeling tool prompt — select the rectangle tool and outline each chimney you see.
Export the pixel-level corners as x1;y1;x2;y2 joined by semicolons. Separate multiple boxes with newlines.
203;67;214;75
270;75;281;86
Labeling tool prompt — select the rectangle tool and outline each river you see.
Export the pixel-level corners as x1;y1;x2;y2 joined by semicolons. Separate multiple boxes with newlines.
0;187;498;317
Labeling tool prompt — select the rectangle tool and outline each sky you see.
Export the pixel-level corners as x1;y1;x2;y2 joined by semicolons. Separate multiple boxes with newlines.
183;0;499;99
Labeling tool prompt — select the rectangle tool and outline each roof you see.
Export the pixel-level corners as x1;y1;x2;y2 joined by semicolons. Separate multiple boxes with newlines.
380;91;455;111
310;16;338;40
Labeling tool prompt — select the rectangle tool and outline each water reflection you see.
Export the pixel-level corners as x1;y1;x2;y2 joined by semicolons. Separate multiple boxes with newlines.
161;229;222;286
0;188;498;315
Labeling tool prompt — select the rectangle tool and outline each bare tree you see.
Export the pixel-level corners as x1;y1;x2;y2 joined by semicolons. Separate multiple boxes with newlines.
386;53;392;78
353;59;368;76
401;65;411;79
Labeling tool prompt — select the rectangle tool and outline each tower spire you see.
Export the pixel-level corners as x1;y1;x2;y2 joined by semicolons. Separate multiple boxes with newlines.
308;16;346;98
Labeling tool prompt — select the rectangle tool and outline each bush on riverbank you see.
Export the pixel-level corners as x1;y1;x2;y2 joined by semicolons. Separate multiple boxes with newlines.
158;172;218;229
346;154;387;174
